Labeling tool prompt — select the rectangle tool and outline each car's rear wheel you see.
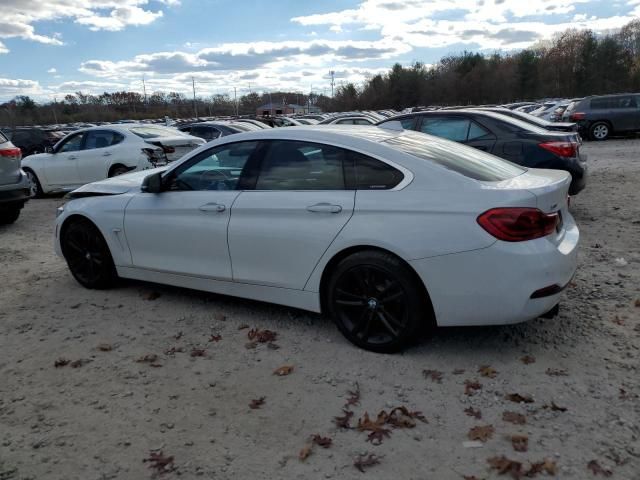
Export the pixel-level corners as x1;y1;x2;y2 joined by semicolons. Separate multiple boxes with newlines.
0;207;21;225
61;218;117;289
24;169;43;198
327;250;428;353
109;165;129;177
590;122;610;141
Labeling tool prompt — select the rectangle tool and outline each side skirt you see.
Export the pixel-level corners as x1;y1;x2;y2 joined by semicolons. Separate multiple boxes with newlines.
117;266;321;313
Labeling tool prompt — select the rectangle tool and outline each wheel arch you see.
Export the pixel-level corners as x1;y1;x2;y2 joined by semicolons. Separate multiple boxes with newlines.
59;213;99;248
318;245;436;327
108;163;134;177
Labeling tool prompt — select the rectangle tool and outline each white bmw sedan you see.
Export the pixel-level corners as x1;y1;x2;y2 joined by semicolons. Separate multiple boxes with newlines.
54;126;578;352
22;124;204;196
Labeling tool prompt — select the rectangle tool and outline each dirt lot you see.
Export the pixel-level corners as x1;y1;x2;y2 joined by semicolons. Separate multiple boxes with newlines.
1;139;639;480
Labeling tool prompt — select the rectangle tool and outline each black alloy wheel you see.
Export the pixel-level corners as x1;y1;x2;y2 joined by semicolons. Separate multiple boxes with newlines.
328;251;428;353
61;219;117;289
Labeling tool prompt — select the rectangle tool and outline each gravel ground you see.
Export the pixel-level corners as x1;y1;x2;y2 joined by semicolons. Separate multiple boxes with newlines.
1;139;639;480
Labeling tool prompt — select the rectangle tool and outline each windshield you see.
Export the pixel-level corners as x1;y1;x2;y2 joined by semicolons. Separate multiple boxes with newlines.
385;131;525;181
129;126;186;139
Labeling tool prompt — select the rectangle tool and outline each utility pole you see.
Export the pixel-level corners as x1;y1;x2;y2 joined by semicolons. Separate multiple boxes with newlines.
234;86;238;117
329;70;335;97
268;91;273;117
51;96;58;124
192;76;198;118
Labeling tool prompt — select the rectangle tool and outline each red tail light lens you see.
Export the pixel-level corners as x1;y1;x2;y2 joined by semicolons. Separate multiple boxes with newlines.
0;147;22;160
569;112;585;121
539;141;578;158
477;208;559;242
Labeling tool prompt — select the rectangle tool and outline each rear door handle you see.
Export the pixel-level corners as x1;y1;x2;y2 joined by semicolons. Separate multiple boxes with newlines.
199;202;226;212
102;152;112;157
306;203;342;213
68;155;77;160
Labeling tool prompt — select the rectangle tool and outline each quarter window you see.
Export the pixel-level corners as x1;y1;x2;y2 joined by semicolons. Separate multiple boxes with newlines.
255;140;346;190
347;152;404;190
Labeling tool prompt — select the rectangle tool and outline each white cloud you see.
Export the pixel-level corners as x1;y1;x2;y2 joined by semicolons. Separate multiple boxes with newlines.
47;68;57;73
0;77;46;98
0;0;168;52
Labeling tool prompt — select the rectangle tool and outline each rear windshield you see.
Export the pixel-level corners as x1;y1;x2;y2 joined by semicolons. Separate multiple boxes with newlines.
0;131;8;143
385;132;525;181
129;126;185;139
481;112;550;134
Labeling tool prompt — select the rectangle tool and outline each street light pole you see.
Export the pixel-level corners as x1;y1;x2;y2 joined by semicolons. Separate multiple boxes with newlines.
192;76;198;118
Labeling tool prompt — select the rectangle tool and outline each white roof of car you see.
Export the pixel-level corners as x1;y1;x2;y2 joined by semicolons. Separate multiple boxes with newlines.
218;125;400;144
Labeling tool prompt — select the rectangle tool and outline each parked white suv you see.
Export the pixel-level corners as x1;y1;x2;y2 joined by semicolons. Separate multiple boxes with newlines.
0;131;30;224
22;124;205;195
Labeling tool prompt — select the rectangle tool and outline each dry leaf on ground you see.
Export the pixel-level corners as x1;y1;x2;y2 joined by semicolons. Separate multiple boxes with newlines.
346;383;361;406
510;435;528;452
299;443;312;461
543;401;567;412
423;369;443;383
247;328;277;343
143;451;175;474
249;397;266;409
505;393;533;403
487;456;523;477
311;434;332;448
190;348;206;357
503;411;526;425
464;380;482;395
464;407;482;419
520;355;536;364
546;368;568;376
97;343;112;352
208;334;221;342
478;365;497;378
273;365;294;376
54;358;70;368
468;425;494;442
334;409;354;429
587;460;612;477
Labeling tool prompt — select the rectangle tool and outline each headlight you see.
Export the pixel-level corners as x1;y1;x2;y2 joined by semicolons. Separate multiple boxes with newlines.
56;203;66;218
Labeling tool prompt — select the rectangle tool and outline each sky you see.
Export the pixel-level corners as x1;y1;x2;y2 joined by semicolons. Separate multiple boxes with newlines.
0;0;638;102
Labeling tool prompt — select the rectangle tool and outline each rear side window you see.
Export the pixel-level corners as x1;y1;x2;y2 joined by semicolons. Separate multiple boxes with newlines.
420;117;469;141
346;152;404;190
385;132;525;181
83;130;124;150
130;126;183;139
591;96;636;109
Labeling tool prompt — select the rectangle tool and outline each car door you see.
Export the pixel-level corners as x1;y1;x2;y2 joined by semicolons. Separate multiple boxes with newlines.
123;141;261;279
228;140;355;289
77;130;125;183
44;131;84;187
609;95;637;132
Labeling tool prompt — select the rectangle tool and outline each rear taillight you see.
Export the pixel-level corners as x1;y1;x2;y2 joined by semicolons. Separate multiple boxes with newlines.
141;148;167;166
569;112;585;121
0;147;22;160
477;207;559;242
539;141;578;158
161;145;175;154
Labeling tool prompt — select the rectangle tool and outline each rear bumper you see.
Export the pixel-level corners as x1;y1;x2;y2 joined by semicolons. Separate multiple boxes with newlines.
0;171;31;206
410;215;579;327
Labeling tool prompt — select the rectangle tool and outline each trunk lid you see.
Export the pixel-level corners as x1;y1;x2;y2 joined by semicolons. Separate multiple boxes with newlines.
145;136;205;162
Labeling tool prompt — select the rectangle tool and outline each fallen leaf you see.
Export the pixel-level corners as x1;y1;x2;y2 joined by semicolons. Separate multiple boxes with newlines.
464;380;482;395
334;409;354;429
354;454;381;472
97;343;112;352
543;401;567;412
611;316;625;326
136;354;159;364
164;346;184;355
505;393;533;404
143;451;175;474
386;406;427;428
247;328;277;343
478;365;497;378
190;347;206;357
311;434;332;448
54;358;70;368
529;459;556;475
487;456;523;477
545;368;568;376
273;365;294;376
142;291;161;301
208;334;222;342
587;460;612;476
299;443;312;461
520;355;536;364
634;299;640;307
358;412;392;445
423;369;443;383
464;407;482;419
510;434;528;452
70;359;91;368
452;368;466;375
503;411;526;425
249;397;266;409
346;382;361;406
467;425;494;442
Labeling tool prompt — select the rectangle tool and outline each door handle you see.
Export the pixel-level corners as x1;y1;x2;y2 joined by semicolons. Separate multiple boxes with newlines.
199;203;226;212
68;155;77;160
102;152;112;157
306;203;342;213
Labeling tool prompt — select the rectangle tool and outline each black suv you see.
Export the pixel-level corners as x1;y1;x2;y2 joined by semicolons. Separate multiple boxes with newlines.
1;128;66;156
568;94;639;140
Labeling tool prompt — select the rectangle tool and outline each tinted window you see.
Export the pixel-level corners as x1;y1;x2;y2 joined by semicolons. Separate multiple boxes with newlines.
348;152;404;190
170;141;258;191
191;126;220;141
335;119;354;125
591;96;636;109
353;118;373;125
419;117;469;141
385;132;525;181
400;117;415;129
467;121;491;141
256;140;345;190
57;132;84;153
83;130;124;150
130;126;185;138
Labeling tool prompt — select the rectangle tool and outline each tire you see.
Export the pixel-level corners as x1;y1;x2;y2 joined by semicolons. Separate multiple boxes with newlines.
24;169;43;198
61;218;117;289
109;165;129;177
590;122;610;141
0;207;20;225
326;250;430;353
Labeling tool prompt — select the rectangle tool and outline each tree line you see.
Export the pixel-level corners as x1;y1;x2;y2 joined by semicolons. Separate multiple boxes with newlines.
2;19;639;126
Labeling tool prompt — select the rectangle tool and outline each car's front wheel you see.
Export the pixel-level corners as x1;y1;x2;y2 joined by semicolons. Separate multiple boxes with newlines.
590;121;610;141
327;250;430;353
61;218;117;289
24;169;43;198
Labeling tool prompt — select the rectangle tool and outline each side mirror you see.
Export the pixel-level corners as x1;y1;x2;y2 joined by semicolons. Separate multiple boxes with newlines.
141;171;163;193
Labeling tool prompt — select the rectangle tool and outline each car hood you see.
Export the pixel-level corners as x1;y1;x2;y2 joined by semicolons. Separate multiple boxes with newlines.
69;167;167;195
